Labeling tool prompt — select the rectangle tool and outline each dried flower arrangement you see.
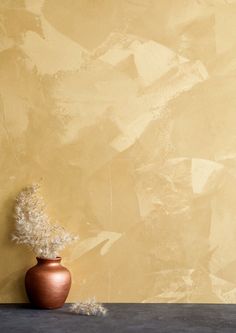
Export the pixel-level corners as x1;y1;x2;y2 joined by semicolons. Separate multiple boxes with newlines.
70;298;108;316
12;183;77;259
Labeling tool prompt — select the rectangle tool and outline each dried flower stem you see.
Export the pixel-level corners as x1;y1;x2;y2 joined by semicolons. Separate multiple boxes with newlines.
70;298;108;316
12;183;77;259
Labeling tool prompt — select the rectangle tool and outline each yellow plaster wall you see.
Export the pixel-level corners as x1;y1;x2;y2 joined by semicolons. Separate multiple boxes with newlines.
1;0;236;303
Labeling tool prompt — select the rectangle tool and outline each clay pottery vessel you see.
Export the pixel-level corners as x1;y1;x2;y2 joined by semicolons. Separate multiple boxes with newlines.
25;257;71;309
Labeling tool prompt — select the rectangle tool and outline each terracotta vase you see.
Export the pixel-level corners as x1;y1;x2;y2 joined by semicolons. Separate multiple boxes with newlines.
25;257;71;309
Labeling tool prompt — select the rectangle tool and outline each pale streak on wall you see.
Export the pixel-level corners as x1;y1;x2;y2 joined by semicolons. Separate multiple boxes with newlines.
0;0;236;303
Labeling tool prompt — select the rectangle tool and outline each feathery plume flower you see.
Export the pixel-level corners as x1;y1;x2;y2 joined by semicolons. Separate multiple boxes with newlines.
70;298;108;316
12;183;77;259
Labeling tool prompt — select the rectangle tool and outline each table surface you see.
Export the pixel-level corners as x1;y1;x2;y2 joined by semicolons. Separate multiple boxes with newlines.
0;303;236;333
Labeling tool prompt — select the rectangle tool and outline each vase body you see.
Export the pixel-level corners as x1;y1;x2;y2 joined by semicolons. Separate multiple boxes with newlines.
25;257;71;309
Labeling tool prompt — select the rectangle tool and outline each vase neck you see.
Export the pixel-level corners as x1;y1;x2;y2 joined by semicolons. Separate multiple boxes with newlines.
36;257;62;265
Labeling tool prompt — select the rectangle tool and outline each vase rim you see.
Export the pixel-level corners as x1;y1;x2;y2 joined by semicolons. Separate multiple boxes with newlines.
36;256;62;263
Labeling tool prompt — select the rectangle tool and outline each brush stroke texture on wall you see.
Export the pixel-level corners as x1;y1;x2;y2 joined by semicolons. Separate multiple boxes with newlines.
0;0;236;303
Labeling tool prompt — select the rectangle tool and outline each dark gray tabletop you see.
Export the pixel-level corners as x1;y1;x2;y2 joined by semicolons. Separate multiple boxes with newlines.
0;303;236;333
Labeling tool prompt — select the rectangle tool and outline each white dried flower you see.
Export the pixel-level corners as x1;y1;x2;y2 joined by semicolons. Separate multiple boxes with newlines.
12;183;78;259
70;298;108;316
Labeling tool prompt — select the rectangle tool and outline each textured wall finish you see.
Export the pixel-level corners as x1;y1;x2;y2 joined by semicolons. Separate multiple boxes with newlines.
0;0;236;303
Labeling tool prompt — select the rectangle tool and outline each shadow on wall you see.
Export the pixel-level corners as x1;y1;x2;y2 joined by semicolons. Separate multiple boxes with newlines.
0;195;31;302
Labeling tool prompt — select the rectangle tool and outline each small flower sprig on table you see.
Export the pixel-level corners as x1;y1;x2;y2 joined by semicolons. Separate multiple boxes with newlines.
70;298;108;316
